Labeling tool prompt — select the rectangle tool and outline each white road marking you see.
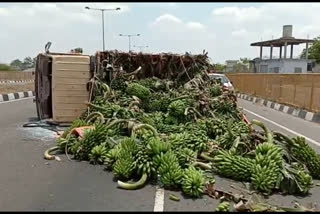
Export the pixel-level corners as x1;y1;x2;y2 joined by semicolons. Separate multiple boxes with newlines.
154;185;165;212
0;97;34;104
243;108;320;147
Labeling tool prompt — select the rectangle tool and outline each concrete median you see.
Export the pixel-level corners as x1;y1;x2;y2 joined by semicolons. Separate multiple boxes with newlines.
0;91;35;102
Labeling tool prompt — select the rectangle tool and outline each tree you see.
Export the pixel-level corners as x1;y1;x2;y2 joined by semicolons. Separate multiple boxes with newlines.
10;59;23;71
0;63;12;71
300;36;320;63
22;57;34;69
214;63;226;72
240;57;250;66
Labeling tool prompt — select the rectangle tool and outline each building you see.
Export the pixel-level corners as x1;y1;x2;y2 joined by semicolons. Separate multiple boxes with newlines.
225;60;239;72
251;25;315;73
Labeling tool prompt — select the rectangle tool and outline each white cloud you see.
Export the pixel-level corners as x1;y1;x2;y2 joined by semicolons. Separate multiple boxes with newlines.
149;13;215;59
0;3;130;63
186;22;206;31
212;6;263;23
153;14;182;24
1;3;320;64
210;3;320;62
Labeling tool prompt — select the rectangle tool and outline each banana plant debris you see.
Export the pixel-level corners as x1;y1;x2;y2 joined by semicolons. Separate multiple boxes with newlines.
44;51;320;211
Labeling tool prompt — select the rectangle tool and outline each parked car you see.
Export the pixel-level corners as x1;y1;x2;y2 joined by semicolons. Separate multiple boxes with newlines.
208;73;234;90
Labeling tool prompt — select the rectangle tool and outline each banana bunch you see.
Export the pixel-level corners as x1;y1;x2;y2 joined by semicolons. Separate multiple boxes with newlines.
57;135;78;153
175;148;197;168
133;127;155;142
281;163;314;195
215;124;236;150
209;84;222;97
213;150;254;182
158;151;183;189
205;118;228;139
251;143;283;194
150;95;172;112
89;143;109;164
168;100;187;119
293;165;313;194
113;149;136;180
71;124;109;161
182;166;205;198
289;136;320;179
134;144;155;177
184;130;209;153
110;76;127;91
126;83;151;101
215;201;231;212
147;137;171;156
168;132;188;151
164;115;180;125
255;143;283;167
104;145;121;170
231;121;250;135
141;112;165;129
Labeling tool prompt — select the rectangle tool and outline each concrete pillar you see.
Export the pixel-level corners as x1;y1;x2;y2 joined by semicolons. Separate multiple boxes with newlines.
306;43;309;60
279;46;282;59
284;42;287;59
260;46;263;59
290;44;293;59
270;45;273;59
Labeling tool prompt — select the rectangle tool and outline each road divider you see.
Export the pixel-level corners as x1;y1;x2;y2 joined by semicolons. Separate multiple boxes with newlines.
237;93;320;124
0;91;35;103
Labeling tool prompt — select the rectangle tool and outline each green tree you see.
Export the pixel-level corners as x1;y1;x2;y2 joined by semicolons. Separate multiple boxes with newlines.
300;36;320;63
0;63;12;71
214;63;226;72
10;59;23;71
240;57;250;65
22;57;34;69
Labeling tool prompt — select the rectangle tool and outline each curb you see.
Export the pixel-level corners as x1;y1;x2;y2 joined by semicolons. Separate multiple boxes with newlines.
237;93;320;124
0;91;35;102
0;80;34;84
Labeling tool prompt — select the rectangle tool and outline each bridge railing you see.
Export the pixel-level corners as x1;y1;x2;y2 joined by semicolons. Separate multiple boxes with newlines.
226;73;320;113
0;71;34;81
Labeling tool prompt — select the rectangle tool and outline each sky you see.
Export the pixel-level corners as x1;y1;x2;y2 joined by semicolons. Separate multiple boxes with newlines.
1;2;320;64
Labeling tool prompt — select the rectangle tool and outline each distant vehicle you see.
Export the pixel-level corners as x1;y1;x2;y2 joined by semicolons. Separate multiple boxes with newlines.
208;73;234;90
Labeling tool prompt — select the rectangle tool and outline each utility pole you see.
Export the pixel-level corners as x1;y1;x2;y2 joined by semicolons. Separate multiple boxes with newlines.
119;34;140;52
85;6;121;51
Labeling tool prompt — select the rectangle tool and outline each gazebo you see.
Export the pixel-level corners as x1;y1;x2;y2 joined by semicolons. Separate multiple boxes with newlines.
250;25;315;73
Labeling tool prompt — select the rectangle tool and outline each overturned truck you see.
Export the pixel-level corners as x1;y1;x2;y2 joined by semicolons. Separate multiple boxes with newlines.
35;50;211;124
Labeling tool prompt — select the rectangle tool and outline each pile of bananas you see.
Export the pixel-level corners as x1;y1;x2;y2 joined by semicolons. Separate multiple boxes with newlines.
45;64;320;201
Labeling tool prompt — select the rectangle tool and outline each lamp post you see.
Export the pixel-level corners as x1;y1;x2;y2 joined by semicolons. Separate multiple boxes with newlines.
85;6;121;51
119;34;140;52
133;45;148;52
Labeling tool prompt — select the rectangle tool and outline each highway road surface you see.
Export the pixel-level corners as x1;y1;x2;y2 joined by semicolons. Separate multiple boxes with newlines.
0;97;319;211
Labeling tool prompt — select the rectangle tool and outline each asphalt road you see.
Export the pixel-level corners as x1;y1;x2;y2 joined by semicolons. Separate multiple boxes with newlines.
0;98;320;211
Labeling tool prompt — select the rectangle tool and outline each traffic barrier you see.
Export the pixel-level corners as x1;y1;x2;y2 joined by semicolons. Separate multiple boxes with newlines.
227;73;320;113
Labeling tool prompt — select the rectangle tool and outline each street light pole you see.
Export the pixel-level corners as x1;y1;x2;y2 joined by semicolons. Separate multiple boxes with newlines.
119;34;140;52
85;6;121;51
102;10;105;51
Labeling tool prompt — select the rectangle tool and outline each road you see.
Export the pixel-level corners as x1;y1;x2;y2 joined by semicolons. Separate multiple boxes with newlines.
0;97;320;211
